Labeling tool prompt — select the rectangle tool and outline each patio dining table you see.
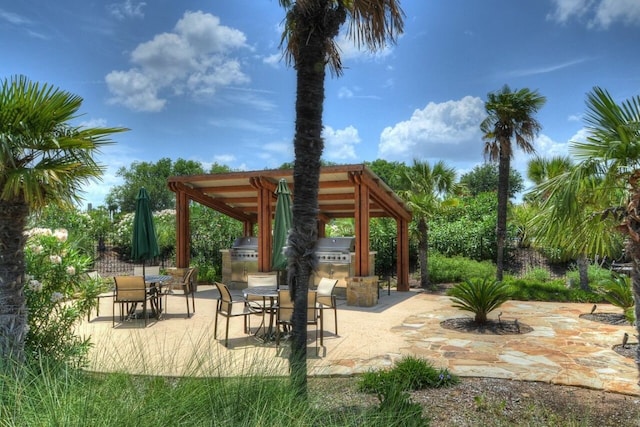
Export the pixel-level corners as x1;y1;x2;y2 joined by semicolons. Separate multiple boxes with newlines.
242;286;286;342
144;274;172;319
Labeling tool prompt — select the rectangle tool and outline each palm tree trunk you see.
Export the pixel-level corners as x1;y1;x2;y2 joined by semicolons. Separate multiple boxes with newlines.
496;150;511;281
417;218;430;289
576;254;590;291
287;2;335;399
626;239;640;385
0;200;29;366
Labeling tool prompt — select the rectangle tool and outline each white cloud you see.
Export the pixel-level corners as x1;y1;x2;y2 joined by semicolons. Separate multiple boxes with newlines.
338;87;354;99
504;58;589;78
548;0;640;28
0;9;31;25
213;154;236;164
322;125;361;161
105;10;249;112
263;53;282;68
107;1;146;20
378;96;485;163
335;32;394;62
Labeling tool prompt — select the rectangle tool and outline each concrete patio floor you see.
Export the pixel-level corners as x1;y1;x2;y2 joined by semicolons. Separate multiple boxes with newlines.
78;284;639;396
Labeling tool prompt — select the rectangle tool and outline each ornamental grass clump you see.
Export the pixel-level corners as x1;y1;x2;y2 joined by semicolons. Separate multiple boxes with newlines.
448;277;511;323
358;356;457;427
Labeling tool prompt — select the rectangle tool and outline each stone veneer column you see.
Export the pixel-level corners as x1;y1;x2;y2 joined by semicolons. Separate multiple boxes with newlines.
346;276;379;307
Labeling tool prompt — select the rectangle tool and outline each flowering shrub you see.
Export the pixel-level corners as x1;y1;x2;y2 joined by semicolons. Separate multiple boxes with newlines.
24;228;106;367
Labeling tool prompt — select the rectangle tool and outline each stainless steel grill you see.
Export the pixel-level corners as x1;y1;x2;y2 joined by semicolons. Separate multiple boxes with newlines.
230;236;258;261
315;237;355;264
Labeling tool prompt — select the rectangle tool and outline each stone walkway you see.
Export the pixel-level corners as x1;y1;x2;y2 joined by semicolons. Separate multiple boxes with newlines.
78;285;639;396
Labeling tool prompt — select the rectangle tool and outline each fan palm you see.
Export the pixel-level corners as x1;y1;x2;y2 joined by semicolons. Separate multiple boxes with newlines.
0;75;126;364
278;0;404;397
481;85;546;280
536;87;640;381
527;156;623;290
398;160;458;289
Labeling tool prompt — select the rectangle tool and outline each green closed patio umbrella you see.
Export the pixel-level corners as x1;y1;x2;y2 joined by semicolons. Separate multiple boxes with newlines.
131;187;160;276
271;179;292;280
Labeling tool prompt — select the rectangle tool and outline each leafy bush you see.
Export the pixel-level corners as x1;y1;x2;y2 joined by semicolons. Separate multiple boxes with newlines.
565;264;612;288
597;273;634;313
428;252;496;284
24;228;104;367
503;277;601;303
448;277;511;323
522;267;551;282
358;356;458;395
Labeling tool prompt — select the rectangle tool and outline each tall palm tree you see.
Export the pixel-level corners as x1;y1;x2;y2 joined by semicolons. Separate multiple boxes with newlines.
0;75;126;364
481;85;546;281
398;160;458;289
536;87;640;380
278;0;403;397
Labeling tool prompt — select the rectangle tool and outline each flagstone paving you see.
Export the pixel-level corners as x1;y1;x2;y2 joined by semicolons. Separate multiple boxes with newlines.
78;285;639;396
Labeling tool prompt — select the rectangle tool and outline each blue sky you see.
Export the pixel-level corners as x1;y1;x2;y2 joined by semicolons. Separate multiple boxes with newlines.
2;0;640;209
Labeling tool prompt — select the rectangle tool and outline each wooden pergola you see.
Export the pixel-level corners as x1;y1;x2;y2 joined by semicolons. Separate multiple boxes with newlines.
167;164;413;291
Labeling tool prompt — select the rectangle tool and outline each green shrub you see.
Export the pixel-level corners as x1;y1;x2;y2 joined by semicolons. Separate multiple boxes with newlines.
565;264;612;288
24;228;102;367
448;277;511;323
597;273;634;313
503;277;601;303
522;267;551;282
428;252;496;284
358;356;458;395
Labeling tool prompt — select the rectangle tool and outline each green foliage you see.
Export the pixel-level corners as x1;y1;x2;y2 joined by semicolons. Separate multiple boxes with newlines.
503;276;601;303
359;356;457;394
106;157;205;213
522;267;551;282
597;273;634;312
24;228;104;367
0;354;435;426
565;264;613;288
430;193;506;261
428;252;496;284
459;163;524;198
448;277;511;323
366;159;409;190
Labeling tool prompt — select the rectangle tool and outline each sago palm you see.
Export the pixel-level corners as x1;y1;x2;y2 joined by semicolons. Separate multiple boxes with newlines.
278;0;404;397
0;75;126;364
448;277;511;324
481;85;546;281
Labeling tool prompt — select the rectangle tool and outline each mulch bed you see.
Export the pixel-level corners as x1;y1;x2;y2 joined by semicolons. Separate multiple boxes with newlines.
440;317;533;335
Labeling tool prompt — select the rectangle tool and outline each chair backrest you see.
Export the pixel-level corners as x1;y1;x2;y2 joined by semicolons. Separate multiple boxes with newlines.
316;278;338;297
277;290;317;323
215;282;233;315
114;276;147;302
184;268;198;293
247;273;277;288
307;291;318;323
133;266;160;276
277;289;293;323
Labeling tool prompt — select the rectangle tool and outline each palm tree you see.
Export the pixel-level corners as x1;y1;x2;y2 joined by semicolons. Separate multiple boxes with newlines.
480;85;546;281
536;87;640;381
278;0;404;397
0;75;126;364
526;156;623;290
398;160;458;289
